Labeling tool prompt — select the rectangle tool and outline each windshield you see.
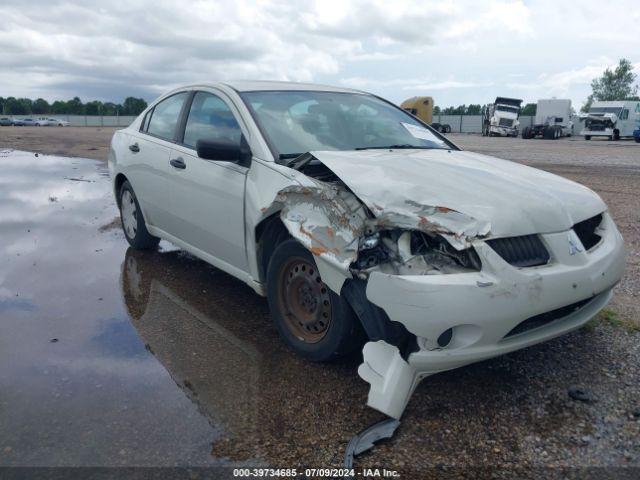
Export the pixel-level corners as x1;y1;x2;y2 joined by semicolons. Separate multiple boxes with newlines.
588;107;622;115
240;91;452;159
495;105;519;114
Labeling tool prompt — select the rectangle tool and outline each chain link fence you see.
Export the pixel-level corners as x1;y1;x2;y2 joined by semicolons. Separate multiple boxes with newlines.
4;115;137;127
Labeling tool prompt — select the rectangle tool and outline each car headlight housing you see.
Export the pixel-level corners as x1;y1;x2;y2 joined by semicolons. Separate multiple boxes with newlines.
352;230;481;273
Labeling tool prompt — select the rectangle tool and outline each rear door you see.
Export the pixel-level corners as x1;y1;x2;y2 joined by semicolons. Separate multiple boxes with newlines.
126;91;189;232
167;90;249;273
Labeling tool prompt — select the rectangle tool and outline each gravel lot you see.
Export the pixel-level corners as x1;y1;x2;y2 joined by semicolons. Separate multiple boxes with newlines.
1;130;638;478
0;126;117;161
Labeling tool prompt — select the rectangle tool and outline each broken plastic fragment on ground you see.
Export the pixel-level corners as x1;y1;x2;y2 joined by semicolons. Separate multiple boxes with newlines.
343;417;400;468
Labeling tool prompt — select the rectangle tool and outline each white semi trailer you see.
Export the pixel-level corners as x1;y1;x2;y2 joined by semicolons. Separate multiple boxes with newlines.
522;99;574;140
579;100;640;140
482;97;522;137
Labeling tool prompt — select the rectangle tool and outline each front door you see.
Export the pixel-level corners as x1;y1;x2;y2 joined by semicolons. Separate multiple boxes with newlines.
167;91;248;273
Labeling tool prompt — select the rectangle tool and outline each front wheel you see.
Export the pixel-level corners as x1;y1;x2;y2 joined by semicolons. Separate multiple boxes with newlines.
118;181;160;250
266;239;363;362
584;135;591;141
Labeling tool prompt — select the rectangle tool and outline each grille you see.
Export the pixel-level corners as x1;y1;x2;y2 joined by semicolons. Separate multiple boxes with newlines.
499;118;514;127
573;214;603;250
504;297;594;338
486;234;549;267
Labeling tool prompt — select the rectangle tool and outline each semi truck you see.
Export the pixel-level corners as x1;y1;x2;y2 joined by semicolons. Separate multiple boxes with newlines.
578;100;640;140
400;96;451;133
482;97;522;137
522;99;574;139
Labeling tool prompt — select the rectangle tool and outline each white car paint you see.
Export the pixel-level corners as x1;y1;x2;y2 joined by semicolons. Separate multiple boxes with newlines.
109;81;625;419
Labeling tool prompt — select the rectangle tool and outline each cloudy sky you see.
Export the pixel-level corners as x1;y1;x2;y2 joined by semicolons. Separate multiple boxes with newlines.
1;0;638;109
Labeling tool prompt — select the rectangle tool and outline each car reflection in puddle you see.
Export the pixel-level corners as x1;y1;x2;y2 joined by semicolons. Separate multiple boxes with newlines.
120;247;379;466
0;150;378;469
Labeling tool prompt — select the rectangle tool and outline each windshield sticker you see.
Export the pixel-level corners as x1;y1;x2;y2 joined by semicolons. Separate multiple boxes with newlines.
400;122;441;142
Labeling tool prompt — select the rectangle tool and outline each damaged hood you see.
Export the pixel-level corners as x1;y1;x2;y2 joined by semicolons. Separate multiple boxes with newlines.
304;149;606;240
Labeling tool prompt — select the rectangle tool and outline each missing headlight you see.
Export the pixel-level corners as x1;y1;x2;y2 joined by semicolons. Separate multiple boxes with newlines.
411;231;481;271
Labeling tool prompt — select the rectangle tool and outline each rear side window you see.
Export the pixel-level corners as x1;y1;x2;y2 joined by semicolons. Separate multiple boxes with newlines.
183;92;242;149
147;92;188;141
620;109;628;120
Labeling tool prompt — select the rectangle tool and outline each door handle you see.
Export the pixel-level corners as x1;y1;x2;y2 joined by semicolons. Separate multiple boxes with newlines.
129;143;140;153
170;157;186;169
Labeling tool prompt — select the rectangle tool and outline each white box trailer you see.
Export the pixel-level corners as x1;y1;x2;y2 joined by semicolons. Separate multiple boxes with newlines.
578;100;640;140
522;99;573;139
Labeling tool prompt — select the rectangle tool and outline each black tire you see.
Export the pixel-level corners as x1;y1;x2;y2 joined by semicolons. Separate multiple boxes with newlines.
613;130;620;141
266;239;363;362
635;137;640;143
585;135;591;140
444;124;451;133
118;180;160;250
521;126;531;139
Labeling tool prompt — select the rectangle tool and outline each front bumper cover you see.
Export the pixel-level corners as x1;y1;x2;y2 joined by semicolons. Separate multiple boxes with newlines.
359;212;625;418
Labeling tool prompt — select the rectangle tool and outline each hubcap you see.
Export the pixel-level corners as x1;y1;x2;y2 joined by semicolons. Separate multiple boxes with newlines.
121;190;138;239
277;257;332;343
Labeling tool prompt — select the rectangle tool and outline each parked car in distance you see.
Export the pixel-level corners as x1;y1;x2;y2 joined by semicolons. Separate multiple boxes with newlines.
12;118;26;126
109;81;625;419
34;117;52;126
48;117;70;126
20;118;36;126
0;117;13;126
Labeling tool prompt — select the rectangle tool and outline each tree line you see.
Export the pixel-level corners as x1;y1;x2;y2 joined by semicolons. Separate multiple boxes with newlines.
0;96;148;116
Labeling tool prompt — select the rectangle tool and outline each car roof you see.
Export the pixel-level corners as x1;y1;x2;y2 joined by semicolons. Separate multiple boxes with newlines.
220;80;362;94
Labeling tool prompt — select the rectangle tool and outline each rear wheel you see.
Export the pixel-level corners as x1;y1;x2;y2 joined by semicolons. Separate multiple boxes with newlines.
521;126;532;139
266;239;362;362
119;181;160;250
613;130;620;141
584;135;591;141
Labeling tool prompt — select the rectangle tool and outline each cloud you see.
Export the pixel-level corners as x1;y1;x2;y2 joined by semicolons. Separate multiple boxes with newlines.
0;0;637;107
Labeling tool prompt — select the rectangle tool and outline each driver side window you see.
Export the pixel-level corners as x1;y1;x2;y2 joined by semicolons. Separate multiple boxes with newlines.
183;92;242;149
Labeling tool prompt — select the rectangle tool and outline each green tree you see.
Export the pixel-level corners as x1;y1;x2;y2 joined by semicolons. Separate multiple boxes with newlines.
84;100;104;115
32;98;50;114
521;103;537;116
466;104;482;115
433;105;441;115
582;58;639;111
102;102;118;115
4;97;29;115
121;97;148;115
66;97;84;115
51;100;68;114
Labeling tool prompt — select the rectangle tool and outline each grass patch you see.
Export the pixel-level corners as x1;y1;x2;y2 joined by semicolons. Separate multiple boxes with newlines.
586;308;640;333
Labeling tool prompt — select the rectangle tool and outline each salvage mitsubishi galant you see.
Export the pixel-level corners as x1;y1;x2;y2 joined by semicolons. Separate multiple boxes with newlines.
109;81;625;419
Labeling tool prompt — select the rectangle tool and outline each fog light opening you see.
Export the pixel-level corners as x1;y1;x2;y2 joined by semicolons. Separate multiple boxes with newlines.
437;328;453;348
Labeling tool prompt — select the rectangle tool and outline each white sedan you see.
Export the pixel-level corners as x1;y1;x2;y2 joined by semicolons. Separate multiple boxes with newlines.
48;117;70;126
108;81;625;419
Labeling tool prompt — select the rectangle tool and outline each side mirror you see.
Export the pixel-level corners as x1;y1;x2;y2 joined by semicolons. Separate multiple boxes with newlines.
196;134;251;167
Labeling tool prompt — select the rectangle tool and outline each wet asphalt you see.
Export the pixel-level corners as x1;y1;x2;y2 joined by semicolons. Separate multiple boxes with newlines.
0;149;638;478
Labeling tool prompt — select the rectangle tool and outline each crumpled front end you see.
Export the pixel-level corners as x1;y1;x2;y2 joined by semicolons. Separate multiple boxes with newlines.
269;151;625;419
579;112;618;137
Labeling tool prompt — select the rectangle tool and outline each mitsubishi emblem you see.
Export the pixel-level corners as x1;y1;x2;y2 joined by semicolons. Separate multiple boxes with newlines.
568;233;583;255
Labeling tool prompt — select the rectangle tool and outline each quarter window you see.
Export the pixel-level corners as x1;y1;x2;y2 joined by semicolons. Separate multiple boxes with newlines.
147;92;188;141
183;92;242;149
620;109;629;120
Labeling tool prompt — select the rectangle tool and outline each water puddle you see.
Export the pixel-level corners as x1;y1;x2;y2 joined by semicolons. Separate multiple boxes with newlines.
0;150;372;468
